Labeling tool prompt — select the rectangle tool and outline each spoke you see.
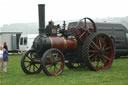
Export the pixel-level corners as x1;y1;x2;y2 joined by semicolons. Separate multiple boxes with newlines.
78;25;83;29
49;57;54;64
89;54;98;62
104;47;111;51
89;23;93;29
28;65;32;71
46;58;53;64
100;37;106;48
46;65;51;69
25;60;30;63
86;24;93;34
47;65;53;72
95;37;102;49
84;19;87;29
95;37;99;47
55;65;59;70
30;53;33;58
88;53;95;58
27;56;31;60
103;56;111;61
99;39;102;49
84;26;91;34
54;65;58;73
79;31;86;39
85;32;89;38
25;63;31;69
102;40;107;49
33;65;35;72
87;29;91;34
90;44;97;50
91;41;100;50
33;64;39;70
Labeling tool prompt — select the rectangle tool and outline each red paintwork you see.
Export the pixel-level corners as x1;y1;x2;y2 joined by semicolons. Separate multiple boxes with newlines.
49;36;77;50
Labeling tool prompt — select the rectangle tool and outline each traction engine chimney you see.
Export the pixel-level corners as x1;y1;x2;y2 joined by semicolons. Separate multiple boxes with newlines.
38;4;45;35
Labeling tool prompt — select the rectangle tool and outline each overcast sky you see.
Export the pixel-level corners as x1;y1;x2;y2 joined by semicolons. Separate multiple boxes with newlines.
0;0;128;27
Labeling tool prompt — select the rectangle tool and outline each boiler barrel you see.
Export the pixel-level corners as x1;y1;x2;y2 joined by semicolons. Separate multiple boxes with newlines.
49;37;77;50
32;36;77;54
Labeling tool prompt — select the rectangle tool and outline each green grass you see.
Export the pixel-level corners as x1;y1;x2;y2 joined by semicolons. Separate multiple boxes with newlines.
0;54;128;85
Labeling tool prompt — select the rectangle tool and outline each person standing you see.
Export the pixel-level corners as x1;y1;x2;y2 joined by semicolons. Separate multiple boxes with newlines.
0;45;8;72
3;42;8;51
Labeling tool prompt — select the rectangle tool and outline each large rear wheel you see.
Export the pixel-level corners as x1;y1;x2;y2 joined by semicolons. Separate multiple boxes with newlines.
82;33;115;71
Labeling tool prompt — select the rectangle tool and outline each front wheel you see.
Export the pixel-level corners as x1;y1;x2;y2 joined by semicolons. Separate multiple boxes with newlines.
41;48;65;76
21;49;41;74
82;33;115;71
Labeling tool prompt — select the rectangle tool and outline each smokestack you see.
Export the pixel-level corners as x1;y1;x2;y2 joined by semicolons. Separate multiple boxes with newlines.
38;4;45;35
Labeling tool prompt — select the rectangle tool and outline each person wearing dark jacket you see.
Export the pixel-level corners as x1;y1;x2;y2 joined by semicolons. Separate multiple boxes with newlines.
0;45;8;72
3;42;8;51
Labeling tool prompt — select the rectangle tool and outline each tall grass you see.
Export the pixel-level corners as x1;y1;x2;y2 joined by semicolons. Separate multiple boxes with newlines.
0;54;128;85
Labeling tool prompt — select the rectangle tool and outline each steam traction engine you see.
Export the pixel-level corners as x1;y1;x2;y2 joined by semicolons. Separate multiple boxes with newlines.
21;4;114;76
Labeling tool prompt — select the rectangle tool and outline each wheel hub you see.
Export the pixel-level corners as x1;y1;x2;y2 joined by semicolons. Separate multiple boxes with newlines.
52;61;57;66
30;58;35;65
99;49;105;56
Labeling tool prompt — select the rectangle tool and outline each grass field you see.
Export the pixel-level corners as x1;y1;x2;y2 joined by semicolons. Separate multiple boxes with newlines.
0;54;128;85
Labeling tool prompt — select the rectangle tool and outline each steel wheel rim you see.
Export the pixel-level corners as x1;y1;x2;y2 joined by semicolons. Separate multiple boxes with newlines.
22;50;41;74
44;50;64;76
88;34;114;70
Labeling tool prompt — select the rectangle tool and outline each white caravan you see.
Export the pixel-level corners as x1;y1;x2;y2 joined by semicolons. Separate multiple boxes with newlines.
19;34;38;51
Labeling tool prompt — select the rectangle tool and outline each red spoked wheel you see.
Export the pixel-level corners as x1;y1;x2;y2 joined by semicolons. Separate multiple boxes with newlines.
41;48;65;76
21;49;41;74
82;33;115;71
73;17;96;42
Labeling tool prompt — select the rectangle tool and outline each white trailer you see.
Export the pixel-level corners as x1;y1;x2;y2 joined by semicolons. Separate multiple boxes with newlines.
19;34;38;51
0;32;22;52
